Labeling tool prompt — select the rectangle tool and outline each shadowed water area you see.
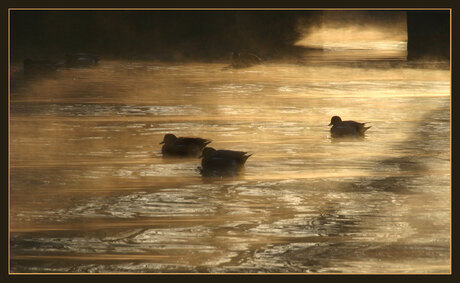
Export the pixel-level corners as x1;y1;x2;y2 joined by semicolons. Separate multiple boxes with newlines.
9;57;450;273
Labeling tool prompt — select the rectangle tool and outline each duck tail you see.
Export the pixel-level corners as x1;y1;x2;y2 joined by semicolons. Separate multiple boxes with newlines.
362;125;372;132
243;153;253;162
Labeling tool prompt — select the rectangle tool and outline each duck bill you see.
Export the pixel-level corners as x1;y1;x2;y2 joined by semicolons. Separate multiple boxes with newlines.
159;141;165;144
328;122;333;126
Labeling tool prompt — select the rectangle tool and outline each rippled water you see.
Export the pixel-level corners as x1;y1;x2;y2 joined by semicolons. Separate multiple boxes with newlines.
9;58;451;273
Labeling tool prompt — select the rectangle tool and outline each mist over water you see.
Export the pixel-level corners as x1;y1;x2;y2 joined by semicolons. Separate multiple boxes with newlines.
9;55;450;273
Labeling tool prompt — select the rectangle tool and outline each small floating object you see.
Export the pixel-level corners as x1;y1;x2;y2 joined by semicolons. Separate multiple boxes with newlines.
231;51;263;68
65;53;100;67
328;116;371;138
160;133;211;158
199;147;252;177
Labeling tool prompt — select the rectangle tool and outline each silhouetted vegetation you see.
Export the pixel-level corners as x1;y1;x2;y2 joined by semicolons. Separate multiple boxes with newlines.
11;10;320;62
406;10;450;61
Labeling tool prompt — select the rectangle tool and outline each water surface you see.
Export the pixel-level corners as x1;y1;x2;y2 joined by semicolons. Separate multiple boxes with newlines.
9;58;451;273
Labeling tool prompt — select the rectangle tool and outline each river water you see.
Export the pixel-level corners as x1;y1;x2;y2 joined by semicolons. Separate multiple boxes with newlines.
9;58;451;273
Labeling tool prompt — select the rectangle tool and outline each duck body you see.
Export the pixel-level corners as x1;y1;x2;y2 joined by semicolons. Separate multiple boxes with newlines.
65;53;100;67
160;134;211;158
199;147;252;177
329;116;371;138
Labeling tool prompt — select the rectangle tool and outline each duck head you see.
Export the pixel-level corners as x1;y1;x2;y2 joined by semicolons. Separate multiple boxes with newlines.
329;116;342;126
200;147;217;158
160;133;177;145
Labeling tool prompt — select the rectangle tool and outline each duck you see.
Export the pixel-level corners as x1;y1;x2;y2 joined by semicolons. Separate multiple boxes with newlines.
199;147;252;177
160;133;211;158
328;116;371;138
65;53;100;67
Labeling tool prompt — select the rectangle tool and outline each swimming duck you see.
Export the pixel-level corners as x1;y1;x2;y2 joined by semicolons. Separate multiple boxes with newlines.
328;116;371;138
65;53;100;67
160;133;211;158
199;147;252;177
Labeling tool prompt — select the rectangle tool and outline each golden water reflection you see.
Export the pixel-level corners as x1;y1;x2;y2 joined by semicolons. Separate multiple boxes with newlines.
10;59;450;273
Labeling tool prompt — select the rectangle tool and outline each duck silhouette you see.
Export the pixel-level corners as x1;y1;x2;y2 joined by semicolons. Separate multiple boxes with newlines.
199;147;252;177
160;134;211;158
328;116;371;138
